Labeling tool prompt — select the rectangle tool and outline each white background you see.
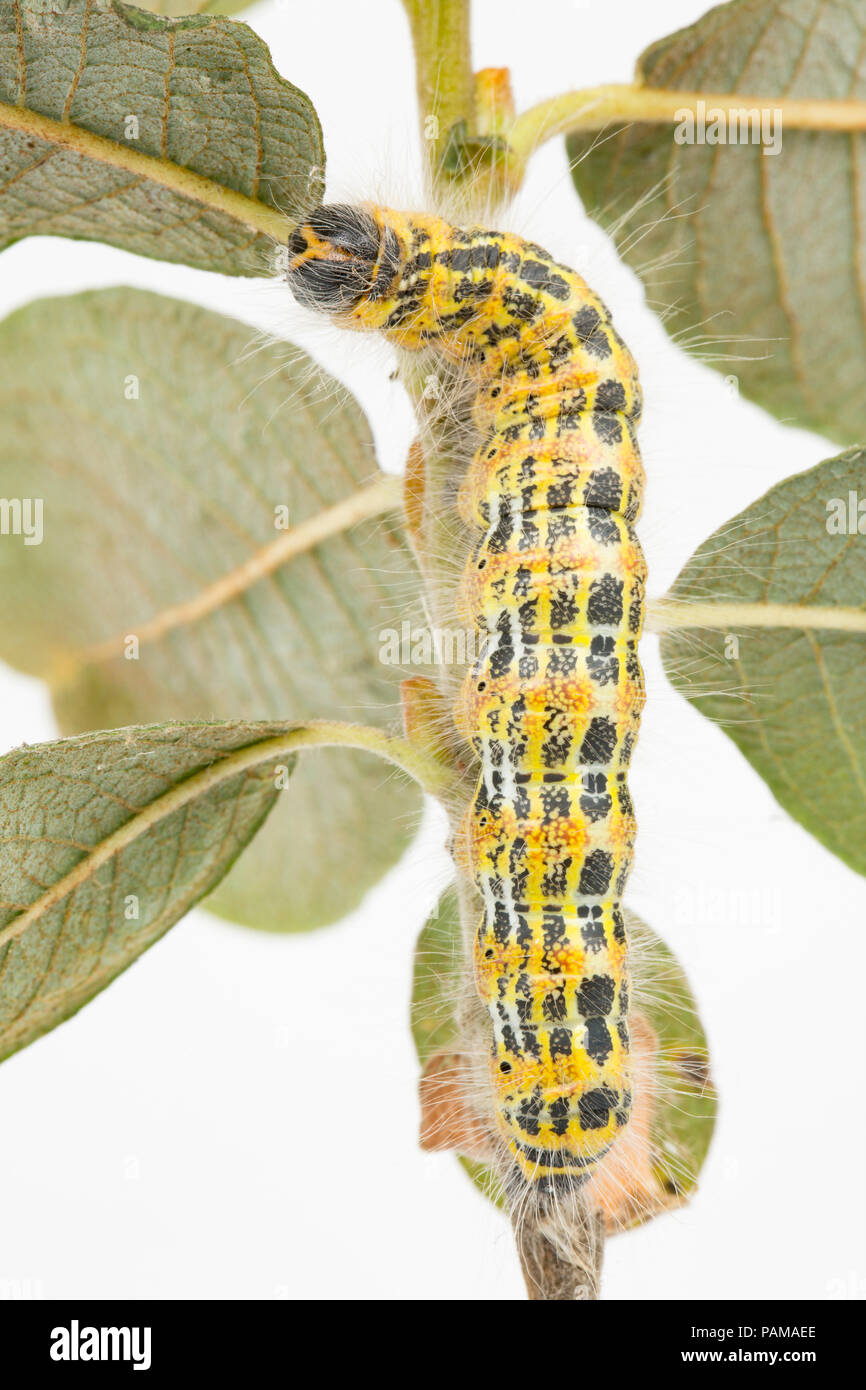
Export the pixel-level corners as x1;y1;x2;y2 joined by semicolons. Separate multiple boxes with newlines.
1;0;864;1301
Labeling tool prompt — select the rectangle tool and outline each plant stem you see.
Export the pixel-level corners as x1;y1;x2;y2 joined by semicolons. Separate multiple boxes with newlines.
506;82;866;186
513;1206;606;1301
401;0;475;184
261;720;457;801
647;599;866;634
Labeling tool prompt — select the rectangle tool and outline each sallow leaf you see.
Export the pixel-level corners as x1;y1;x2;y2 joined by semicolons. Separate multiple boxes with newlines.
659;446;866;877
410;885;507;1209
132;2;257;16
626;913;716;1214
0;0;323;274
567;0;866;443
0;287;422;931
411;884;464;1072
0;720;300;1064
411;887;715;1226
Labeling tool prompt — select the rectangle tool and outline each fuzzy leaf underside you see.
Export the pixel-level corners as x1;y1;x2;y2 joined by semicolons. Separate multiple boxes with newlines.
568;0;866;442
0;720;297;1063
0;287;422;931
0;0;323;274
132;2;256;16
660;447;866;876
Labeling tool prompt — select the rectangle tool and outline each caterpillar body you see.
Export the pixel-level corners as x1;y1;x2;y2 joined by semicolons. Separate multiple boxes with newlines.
288;206;646;1203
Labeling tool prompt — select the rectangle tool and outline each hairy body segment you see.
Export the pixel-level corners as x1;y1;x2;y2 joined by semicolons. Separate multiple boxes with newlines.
288;204;646;1201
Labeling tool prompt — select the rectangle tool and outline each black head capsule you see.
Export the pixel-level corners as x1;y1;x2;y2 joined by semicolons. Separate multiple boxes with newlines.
287;204;400;313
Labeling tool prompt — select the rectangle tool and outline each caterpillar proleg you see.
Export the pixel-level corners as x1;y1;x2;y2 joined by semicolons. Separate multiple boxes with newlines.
288;205;646;1208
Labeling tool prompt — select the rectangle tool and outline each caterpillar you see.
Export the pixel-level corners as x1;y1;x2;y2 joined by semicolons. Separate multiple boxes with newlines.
288;205;646;1208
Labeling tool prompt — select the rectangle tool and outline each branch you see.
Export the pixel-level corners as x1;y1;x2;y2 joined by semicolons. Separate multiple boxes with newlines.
401;0;475;182
506;82;866;185
260;720;457;801
513;1202;606;1301
647;599;866;635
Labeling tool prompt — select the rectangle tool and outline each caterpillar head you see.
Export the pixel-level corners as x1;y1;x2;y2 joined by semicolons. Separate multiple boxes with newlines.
287;204;401;319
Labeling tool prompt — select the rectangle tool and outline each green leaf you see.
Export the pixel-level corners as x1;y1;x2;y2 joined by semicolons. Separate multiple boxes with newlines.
627;912;716;1213
0;287;422;931
0;0;323;275
411;888;715;1226
411;883;462;1070
0;720;299;1064
410;884;507;1210
658;446;866;877
131;2;257;16
567;0;866;443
